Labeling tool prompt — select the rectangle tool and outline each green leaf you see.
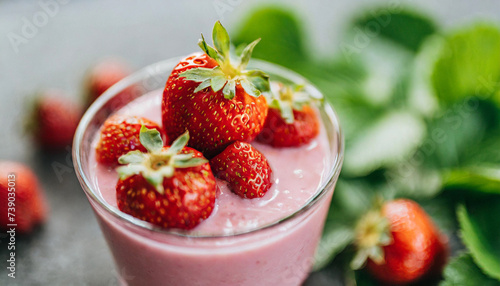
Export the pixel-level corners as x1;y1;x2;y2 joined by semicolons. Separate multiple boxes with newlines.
240;78;261;98
444;167;500;195
278;101;294;124
213;21;230;58
194;79;211;93
432;24;500;105
245;69;270;92
440;253;500;286
179;67;220;82
352;8;437;52
168;131;189;155
314;226;354;270
173;157;208;168
118;150;146;165
139;125;163;153
457;200;500;280
116;164;147;180
198;34;219;60
314;180;373;270
222;79;236;99
344;111;426;176
232;7;308;70
210;75;227;92
238;38;260;69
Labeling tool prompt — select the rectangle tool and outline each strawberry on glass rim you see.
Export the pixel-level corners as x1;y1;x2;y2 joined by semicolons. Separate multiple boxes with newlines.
116;126;216;230
162;21;270;158
257;83;322;147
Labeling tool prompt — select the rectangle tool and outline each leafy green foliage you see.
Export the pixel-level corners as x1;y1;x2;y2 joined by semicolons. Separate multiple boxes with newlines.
353;8;437;52
432;24;500;105
441;253;500;286
232;7;308;70
457;201;500;280
235;5;500;284
344;111;425;176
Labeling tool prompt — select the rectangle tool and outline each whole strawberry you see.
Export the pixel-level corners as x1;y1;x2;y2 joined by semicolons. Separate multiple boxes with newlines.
116;126;216;230
0;161;48;234
26;91;82;151
210;141;272;199
84;59;131;106
95;115;166;166
257;83;320;147
352;199;449;285
162;21;270;158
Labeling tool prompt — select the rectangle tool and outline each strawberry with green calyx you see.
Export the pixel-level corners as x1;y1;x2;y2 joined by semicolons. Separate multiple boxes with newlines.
162;21;270;158
116;126;216;230
210;141;272;199
257;83;321;147
95;115;166;166
352;199;449;285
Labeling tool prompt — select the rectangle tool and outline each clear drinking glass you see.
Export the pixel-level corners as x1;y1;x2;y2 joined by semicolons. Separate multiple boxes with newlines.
73;57;344;286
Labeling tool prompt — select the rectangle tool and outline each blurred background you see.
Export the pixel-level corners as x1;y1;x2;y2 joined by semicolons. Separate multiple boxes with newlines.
2;0;500;285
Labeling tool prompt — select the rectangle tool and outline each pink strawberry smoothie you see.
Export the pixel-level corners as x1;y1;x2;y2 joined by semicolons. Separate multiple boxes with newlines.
85;89;339;286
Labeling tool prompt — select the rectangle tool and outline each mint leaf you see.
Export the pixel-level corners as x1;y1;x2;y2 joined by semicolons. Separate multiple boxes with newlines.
352;8;437;52
440;253;500;286
457;200;500;280
432;24;500;105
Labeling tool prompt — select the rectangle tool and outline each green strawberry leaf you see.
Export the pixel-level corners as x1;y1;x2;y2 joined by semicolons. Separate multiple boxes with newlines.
240;78;261;98
238;39;260;69
352;7;437;52
212;21;230;58
440;253;500;286
431;23;500;106
198;34;219;60
139;125;163;153
118;150;147;165
168;131;189;155
232;7;308;70
222;79;236;99
457;200;500;280
344;111;426;176
444;167;500;195
314;180;373;270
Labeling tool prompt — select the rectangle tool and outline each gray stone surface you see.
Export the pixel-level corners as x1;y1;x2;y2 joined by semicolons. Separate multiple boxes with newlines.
0;0;499;285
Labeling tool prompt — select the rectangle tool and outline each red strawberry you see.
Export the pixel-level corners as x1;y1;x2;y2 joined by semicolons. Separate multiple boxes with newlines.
26;91;82;151
95;115;166;166
210;141;272;199
162;21;270;158
0;162;48;234
84;59;131;106
257;83;320;147
116;126;216;229
352;199;449;285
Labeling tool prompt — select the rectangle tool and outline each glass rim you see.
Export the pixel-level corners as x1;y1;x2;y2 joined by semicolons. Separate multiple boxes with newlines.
73;57;345;239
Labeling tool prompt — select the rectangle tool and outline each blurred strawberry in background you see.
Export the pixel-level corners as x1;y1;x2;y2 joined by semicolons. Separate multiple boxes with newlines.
0;161;48;234
83;58;131;107
25;90;82;151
